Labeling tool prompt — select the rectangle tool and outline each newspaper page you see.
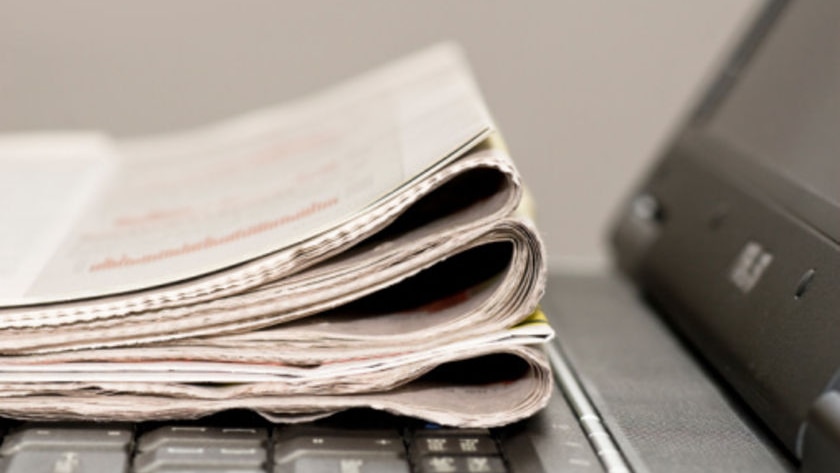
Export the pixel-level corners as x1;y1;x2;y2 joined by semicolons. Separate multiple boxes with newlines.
0;147;535;348
0;43;492;305
0;212;544;355
0;135;114;302
0;312;553;426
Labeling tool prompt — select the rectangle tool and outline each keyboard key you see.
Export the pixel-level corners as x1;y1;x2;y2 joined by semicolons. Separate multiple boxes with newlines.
417;455;507;473
273;427;404;462
273;427;408;473
133;445;267;473
144;469;267;473
277;455;410;473
137;426;267;452
0;449;130;473
412;432;498;456
410;429;506;472
0;425;132;473
0;425;132;454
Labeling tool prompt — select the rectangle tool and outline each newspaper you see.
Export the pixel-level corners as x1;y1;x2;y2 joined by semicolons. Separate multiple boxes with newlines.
0;43;551;427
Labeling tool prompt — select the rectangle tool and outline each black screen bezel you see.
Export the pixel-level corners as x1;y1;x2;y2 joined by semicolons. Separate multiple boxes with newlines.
685;0;839;246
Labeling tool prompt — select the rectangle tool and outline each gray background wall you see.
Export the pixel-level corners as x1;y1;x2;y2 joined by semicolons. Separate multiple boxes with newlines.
0;1;762;269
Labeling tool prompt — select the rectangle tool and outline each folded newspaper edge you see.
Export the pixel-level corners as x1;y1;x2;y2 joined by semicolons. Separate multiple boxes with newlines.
0;43;552;427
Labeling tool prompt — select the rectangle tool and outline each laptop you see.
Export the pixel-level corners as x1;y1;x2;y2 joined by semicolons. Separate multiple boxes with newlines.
0;0;836;471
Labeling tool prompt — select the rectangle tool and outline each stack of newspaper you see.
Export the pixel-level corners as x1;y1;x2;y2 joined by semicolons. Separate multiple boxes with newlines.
0;44;551;427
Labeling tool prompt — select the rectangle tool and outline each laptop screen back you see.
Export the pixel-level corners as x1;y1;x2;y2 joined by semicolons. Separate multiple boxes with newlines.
611;0;840;458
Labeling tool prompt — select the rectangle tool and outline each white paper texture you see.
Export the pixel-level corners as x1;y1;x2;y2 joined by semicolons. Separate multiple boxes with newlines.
3;43;491;305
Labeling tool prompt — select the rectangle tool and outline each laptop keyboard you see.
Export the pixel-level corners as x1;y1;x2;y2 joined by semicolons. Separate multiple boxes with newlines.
0;422;512;473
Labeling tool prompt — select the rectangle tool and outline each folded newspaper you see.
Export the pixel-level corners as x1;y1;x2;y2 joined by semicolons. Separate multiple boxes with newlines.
0;43;551;426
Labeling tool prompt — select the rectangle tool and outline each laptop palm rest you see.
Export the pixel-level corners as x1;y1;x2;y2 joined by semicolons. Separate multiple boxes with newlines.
543;272;793;472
